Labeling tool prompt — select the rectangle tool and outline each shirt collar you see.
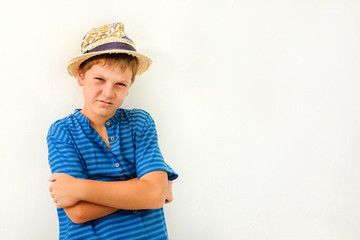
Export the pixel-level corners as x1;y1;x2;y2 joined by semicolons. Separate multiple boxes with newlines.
107;109;121;126
73;109;121;134
73;109;92;134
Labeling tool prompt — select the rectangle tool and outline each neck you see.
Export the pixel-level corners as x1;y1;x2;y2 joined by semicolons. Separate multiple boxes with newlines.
80;109;113;129
89;119;106;130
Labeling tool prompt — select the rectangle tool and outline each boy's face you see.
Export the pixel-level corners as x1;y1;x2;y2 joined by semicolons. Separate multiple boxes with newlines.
77;63;132;123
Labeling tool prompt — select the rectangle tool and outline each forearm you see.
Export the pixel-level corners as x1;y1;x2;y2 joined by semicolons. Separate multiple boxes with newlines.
78;171;168;210
64;201;118;224
63;177;141;224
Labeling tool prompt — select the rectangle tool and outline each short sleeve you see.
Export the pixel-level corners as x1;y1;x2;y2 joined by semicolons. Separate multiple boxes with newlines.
47;121;87;179
133;111;178;181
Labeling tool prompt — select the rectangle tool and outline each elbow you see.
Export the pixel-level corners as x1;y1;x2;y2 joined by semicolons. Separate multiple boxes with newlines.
71;215;87;225
152;197;165;209
148;188;167;209
64;206;88;224
139;172;169;209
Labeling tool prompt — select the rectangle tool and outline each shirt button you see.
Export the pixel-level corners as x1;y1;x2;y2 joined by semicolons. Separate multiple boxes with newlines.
110;137;115;141
106;122;110;126
133;210;137;214
115;163;120;167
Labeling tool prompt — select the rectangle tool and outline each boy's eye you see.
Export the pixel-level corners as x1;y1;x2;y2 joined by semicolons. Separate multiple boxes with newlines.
95;77;104;81
117;83;126;87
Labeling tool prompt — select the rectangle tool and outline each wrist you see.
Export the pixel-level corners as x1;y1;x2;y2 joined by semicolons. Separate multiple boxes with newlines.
76;178;89;202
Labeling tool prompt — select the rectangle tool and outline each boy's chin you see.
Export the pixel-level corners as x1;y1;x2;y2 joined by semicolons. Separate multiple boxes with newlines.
96;109;117;117
82;104;120;120
89;107;117;119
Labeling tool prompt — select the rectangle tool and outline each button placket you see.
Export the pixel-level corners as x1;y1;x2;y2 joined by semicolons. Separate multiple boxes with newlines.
107;123;115;151
105;124;120;172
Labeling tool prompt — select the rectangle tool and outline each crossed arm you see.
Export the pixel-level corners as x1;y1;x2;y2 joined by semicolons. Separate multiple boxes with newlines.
49;170;173;224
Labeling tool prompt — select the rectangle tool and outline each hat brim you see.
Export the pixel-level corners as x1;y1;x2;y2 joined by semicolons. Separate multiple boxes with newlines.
66;49;152;78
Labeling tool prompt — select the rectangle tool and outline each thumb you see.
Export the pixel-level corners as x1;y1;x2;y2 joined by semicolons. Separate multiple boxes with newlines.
48;173;59;182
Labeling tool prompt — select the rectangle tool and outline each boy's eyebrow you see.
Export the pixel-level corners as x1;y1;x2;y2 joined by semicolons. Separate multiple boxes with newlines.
116;79;131;85
92;72;131;83
93;73;105;78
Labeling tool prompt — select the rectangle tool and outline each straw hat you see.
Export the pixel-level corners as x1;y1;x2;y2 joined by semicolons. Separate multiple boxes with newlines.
67;22;152;78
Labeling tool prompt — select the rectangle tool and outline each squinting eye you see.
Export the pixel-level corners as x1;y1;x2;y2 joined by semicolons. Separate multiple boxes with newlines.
117;83;126;87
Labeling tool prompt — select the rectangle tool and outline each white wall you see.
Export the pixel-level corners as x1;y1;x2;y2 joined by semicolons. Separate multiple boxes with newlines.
1;0;360;239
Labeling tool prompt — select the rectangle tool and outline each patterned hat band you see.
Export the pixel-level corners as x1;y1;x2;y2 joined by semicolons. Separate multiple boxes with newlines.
66;22;152;78
83;42;136;54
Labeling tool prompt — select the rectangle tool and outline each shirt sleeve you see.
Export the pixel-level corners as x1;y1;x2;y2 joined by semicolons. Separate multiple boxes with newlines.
47;121;88;179
133;111;178;181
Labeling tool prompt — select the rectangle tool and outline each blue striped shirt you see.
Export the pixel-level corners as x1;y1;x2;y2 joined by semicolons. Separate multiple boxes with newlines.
47;108;178;240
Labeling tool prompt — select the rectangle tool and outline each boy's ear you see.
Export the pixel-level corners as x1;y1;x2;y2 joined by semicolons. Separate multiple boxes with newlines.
77;69;85;86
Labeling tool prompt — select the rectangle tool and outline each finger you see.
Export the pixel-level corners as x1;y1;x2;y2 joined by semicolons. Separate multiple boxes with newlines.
56;201;63;209
48;173;59;182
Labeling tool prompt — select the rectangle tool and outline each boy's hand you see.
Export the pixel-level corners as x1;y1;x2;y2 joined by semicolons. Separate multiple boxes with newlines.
165;181;173;204
49;173;82;208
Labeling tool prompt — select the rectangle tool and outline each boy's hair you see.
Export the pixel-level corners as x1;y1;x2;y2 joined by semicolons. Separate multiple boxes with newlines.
79;53;139;83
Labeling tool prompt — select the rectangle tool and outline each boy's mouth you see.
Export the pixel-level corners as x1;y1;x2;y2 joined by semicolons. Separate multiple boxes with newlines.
98;100;113;106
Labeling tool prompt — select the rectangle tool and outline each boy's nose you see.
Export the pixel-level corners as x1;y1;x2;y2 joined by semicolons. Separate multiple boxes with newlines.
102;84;115;98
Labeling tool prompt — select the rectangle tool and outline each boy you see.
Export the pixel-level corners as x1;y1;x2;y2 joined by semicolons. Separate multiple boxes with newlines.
47;22;178;240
